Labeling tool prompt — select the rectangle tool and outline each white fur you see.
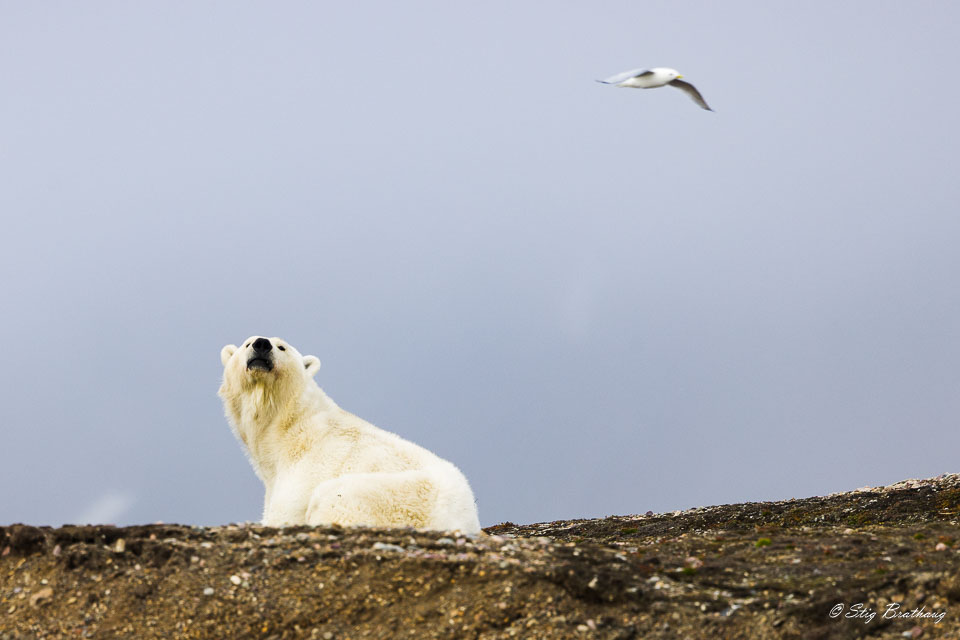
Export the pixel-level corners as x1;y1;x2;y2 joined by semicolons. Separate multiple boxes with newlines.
218;336;481;534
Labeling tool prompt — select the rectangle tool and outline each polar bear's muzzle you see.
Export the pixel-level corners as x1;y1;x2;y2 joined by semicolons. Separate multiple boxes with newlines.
246;337;275;372
247;356;273;372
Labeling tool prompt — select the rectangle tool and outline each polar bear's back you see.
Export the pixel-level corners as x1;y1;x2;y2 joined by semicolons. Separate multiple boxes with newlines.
308;408;445;473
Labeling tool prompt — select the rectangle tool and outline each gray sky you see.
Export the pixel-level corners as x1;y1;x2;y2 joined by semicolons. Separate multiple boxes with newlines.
2;2;959;528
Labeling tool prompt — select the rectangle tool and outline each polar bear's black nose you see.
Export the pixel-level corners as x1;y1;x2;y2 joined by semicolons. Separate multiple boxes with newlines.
252;337;272;354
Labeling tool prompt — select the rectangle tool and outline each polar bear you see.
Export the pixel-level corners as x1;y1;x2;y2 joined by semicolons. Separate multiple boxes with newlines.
218;336;481;534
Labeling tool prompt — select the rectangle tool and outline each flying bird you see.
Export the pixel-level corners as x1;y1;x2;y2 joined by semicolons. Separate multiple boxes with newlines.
597;67;713;111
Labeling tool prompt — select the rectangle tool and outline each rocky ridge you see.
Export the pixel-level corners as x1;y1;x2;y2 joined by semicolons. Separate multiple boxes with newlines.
2;474;959;639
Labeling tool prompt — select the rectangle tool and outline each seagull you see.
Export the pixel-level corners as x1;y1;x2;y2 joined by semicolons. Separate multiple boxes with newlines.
597;67;713;111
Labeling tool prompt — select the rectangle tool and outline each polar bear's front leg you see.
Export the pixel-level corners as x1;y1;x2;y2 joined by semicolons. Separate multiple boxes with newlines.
305;471;439;529
261;486;275;525
261;475;316;526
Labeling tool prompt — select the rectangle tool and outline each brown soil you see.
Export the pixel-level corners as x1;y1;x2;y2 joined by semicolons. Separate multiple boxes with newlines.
3;475;960;639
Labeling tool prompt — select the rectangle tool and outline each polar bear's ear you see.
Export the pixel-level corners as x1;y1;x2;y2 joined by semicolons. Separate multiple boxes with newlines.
303;355;321;377
220;345;237;366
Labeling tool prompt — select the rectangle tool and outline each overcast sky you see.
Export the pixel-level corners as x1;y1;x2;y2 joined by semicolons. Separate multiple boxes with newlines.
2;2;958;528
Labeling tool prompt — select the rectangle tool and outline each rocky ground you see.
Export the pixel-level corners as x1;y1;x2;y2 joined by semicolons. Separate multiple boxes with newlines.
2;474;959;639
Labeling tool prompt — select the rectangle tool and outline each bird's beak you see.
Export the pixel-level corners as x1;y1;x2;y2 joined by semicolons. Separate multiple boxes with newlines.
677;74;684;79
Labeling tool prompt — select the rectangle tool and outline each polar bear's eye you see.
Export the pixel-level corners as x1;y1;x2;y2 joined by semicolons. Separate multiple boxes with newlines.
245;342;251;347
277;345;286;351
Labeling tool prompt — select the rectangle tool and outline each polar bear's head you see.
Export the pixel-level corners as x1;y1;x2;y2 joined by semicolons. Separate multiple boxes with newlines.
218;336;321;405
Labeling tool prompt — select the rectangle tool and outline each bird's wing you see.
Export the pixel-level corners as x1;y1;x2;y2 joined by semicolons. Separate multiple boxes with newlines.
597;68;653;84
668;79;713;111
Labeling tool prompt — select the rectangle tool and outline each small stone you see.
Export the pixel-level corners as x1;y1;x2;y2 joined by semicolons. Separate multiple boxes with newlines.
30;587;54;607
436;537;455;546
203;587;215;596
322;633;333;640
935;542;948;551
684;556;704;569
114;539;126;553
52;545;61;556
371;542;405;553
230;575;242;585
